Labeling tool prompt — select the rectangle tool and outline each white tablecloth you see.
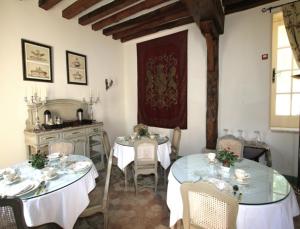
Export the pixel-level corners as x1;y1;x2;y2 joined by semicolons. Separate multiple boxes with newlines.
23;165;98;229
167;171;300;229
113;141;171;170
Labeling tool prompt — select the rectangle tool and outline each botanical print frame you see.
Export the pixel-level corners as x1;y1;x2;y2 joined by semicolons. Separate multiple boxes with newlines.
66;51;88;85
21;39;53;82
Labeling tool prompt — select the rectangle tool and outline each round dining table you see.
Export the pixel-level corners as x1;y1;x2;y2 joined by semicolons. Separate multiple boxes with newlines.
167;153;300;229
113;135;171;170
0;155;98;229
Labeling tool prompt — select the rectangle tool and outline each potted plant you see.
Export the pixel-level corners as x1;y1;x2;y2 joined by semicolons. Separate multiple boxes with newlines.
30;152;47;169
138;127;149;138
216;148;238;172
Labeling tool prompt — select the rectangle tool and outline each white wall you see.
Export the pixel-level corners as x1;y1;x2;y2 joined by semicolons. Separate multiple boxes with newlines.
0;0;125;167
123;1;298;176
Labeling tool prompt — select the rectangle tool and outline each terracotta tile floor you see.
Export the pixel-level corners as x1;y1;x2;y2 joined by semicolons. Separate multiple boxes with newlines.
34;165;300;229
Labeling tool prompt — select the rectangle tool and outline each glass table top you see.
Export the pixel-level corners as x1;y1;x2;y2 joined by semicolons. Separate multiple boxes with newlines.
0;155;92;200
171;154;290;205
115;135;169;147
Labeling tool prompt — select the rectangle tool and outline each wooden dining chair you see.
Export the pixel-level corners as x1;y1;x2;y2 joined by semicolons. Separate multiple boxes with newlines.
133;139;158;194
170;127;181;161
80;148;113;229
102;130;118;166
217;135;244;160
0;196;28;229
48;140;74;156
181;182;239;229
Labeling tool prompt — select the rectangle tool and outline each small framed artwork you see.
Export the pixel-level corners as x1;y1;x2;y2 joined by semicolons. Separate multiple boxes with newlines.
21;39;53;82
66;51;88;85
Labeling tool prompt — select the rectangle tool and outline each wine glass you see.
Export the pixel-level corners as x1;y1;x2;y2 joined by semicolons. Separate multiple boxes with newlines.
238;129;243;140
254;130;261;144
223;128;229;136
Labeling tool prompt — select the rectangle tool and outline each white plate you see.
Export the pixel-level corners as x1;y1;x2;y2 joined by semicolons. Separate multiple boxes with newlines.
48;153;62;160
4;176;21;185
42;173;59;181
69;161;92;172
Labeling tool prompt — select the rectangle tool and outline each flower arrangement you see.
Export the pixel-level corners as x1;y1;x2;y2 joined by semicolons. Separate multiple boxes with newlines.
216;148;238;167
138;126;149;137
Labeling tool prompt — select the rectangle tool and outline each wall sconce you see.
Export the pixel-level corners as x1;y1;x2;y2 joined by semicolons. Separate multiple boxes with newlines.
105;78;113;90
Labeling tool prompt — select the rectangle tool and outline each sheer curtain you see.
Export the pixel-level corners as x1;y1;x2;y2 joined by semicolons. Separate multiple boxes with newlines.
282;1;300;68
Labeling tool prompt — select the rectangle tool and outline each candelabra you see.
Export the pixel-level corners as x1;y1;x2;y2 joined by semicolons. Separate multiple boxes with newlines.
24;92;47;131
83;96;100;121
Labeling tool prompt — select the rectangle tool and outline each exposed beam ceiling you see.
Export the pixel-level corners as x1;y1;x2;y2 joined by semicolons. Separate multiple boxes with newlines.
222;0;280;14
39;0;62;10
92;0;170;31
79;0;140;25
62;0;103;19
103;1;187;36
39;0;279;42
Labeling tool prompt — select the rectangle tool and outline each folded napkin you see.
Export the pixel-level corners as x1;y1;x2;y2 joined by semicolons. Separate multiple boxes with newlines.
9;181;34;196
205;178;232;192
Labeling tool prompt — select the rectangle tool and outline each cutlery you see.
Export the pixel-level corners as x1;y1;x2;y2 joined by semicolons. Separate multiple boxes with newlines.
34;181;45;196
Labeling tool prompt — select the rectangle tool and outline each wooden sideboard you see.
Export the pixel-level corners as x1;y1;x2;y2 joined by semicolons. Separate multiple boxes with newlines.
24;99;105;170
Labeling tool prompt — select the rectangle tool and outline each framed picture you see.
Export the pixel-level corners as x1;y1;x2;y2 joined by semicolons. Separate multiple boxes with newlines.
21;39;53;82
66;51;88;85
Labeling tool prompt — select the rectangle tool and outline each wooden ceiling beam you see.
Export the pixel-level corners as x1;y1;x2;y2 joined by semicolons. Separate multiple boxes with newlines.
79;0;140;25
181;0;224;34
39;0;62;10
120;17;194;42
223;0;279;14
113;10;189;40
92;0;170;31
103;1;186;36
62;0;103;19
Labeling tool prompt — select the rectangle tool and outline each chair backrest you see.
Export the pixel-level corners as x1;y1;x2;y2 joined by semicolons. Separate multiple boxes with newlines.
181;182;238;229
172;127;181;153
133;123;148;133
102;131;111;160
102;148;113;211
134;139;158;169
0;196;28;229
48;140;74;156
217;135;244;159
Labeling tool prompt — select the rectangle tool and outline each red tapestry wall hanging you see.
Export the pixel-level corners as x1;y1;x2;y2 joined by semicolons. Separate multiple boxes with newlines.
137;30;187;129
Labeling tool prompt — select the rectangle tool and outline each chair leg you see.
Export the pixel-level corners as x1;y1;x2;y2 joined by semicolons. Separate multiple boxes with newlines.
134;173;138;195
104;213;108;229
124;167;128;191
154;173;158;192
163;169;167;188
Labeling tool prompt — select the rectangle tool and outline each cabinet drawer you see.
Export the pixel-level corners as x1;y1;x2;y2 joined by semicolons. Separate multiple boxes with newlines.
87;126;102;135
63;129;85;139
39;133;60;144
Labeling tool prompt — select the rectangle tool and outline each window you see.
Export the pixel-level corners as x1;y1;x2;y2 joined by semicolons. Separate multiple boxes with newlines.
271;12;300;129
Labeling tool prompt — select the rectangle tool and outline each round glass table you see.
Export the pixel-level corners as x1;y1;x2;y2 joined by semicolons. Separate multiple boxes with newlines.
171;153;290;205
167;154;299;229
0;155;98;228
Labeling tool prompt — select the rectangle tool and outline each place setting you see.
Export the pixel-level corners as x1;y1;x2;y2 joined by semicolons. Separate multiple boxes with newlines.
233;168;251;185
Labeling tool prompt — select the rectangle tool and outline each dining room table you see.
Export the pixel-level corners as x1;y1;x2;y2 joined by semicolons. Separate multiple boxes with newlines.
113;134;171;189
0;154;98;229
167;153;300;229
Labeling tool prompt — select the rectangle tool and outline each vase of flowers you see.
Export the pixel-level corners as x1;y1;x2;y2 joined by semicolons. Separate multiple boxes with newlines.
138;127;149;138
216;148;238;174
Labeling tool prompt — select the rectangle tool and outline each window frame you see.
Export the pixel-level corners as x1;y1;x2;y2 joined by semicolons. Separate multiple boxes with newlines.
270;12;300;130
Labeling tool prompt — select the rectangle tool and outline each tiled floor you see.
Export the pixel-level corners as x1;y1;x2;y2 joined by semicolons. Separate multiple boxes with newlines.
35;164;300;229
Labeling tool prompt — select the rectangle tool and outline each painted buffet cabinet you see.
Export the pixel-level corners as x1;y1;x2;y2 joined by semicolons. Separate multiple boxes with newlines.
24;99;105;170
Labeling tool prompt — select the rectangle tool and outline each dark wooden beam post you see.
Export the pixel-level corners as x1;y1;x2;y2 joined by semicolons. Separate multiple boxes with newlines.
200;20;219;149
